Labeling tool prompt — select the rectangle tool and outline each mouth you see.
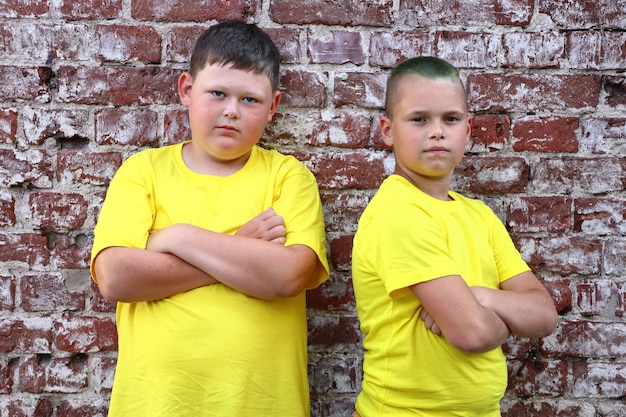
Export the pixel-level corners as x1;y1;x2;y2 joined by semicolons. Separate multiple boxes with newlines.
216;125;238;133
425;146;448;153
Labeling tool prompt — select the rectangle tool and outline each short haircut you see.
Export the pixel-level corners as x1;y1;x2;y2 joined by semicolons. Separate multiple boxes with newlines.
385;56;465;118
189;20;280;91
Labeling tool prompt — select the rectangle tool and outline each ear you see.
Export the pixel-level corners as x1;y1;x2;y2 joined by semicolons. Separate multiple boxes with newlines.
178;72;193;107
267;90;281;122
380;114;394;147
465;115;473;145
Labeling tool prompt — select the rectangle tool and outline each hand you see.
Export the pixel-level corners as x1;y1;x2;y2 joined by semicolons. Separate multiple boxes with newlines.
236;208;286;244
419;307;442;335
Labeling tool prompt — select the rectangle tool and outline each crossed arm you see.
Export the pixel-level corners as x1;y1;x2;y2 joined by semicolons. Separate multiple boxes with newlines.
413;271;558;353
94;208;326;302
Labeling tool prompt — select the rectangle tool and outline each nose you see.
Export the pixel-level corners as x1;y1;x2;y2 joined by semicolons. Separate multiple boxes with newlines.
223;99;240;119
429;120;444;139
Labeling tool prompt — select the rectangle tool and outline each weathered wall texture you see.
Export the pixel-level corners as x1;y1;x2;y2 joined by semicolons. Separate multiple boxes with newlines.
0;0;625;416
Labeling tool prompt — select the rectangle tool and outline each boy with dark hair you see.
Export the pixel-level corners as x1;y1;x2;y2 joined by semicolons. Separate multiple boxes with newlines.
352;56;557;416
91;20;329;416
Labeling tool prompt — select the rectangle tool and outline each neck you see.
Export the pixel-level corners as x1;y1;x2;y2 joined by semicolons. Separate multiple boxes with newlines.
393;165;453;201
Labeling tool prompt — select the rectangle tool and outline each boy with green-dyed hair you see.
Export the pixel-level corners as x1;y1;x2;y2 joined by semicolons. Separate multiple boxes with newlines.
352;56;557;416
91;20;329;416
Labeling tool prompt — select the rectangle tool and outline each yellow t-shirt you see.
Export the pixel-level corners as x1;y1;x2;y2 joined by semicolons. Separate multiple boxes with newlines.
91;143;329;417
352;175;530;417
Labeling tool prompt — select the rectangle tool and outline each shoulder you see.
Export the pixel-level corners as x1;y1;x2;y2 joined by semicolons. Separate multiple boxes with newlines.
255;146;315;178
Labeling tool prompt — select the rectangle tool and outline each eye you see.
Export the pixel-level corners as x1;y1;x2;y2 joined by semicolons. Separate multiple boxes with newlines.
242;96;258;103
211;91;225;98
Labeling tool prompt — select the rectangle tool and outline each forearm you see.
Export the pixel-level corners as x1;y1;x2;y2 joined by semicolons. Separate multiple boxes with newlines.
474;286;557;338
413;276;510;353
152;224;323;300
93;246;218;302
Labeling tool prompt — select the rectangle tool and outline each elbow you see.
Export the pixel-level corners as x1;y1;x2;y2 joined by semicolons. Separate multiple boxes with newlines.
448;330;500;354
535;308;559;338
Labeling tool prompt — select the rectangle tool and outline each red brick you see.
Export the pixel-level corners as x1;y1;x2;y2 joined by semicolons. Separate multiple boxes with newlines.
502;400;587;417
453;156;529;194
0;108;17;144
307;272;355;312
541;320;626;358
303;152;388;190
508;358;568;396
334;72;387;109
164;26;204;63
0;193;16;227
5;397;54;417
96;24;161;63
0;233;50;267
580;118;626;155
516;236;601;276
0;66;51;102
573;361;626;397
321;192;369;233
507;196;571;233
95;107;159;146
369;31;430;68
467;73;600;112
266;28;301;64
0;357;13;394
48;232;91;270
270;0;393;26
0;276;15;310
21;107;90;146
56;150;123;186
18;23;90;61
576;279;618;317
308;31;364;65
435;31;500;69
605;75;626;108
89;280;116;313
512;116;579;153
309;354;359;394
54;317;117;353
329;234;354;272
468;114;510;153
57;400;109;417
503;32;564;68
29;192;88;231
56;0;121;19
502;334;534;357
542;278;573;314
307;112;371;148
0;0;48;18
568;31;626;70
131;0;257;22
18;355;89;393
574;198;626;235
20;274;84;312
0;318;52;353
401;0;533;26
91;356;116;393
604;240;626;277
539;0;626;28
533;157;626;195
280;70;327;108
56;66;180;106
163;109;190;145
308;315;361;347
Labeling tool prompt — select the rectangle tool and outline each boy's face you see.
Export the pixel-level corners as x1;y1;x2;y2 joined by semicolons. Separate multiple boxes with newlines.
178;63;280;172
380;74;471;186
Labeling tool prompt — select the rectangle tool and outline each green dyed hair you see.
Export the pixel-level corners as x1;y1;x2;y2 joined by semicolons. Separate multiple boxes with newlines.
385;56;465;117
189;20;280;91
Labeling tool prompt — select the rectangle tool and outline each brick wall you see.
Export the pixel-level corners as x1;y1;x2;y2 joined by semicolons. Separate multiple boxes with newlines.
0;0;625;416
